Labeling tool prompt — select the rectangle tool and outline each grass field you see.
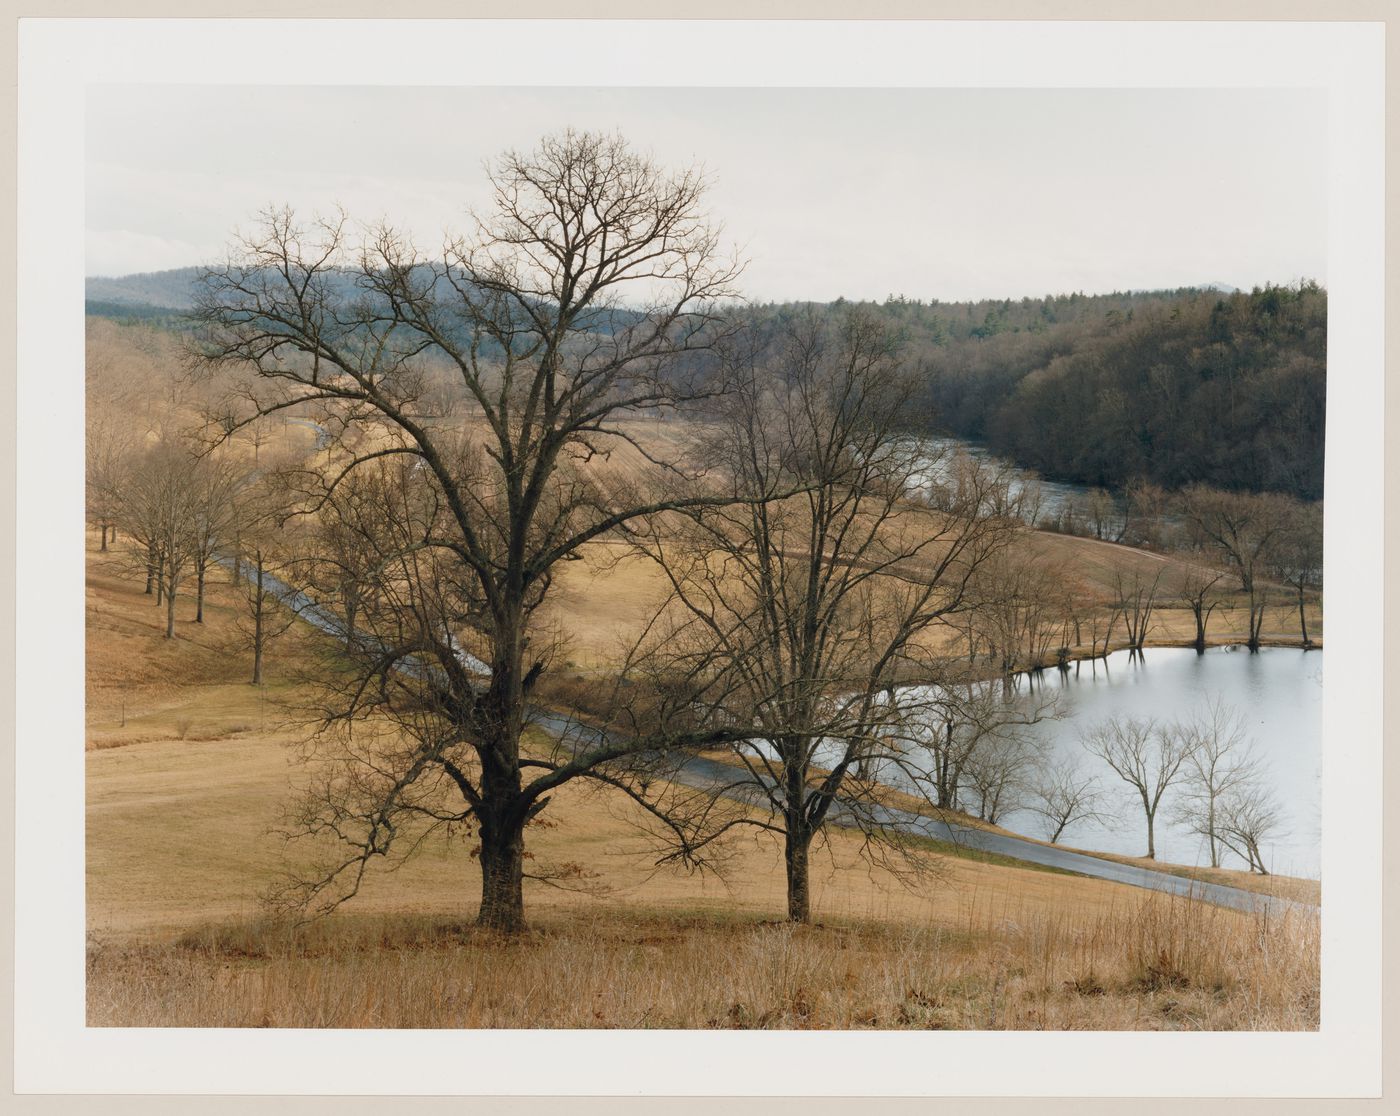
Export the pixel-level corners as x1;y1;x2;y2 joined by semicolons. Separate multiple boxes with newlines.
84;535;1320;1029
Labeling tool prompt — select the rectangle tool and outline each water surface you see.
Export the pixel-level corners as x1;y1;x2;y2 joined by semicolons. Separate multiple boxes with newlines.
1001;646;1322;878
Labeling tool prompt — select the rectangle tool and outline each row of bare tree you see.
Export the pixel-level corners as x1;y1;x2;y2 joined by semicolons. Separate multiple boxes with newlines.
86;423;301;681
1083;701;1283;872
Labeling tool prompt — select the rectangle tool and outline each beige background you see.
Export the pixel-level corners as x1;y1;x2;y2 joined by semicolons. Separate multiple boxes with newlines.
2;2;1393;1112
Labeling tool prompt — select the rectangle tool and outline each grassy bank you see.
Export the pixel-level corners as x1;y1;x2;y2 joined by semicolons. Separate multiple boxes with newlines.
87;896;1319;1030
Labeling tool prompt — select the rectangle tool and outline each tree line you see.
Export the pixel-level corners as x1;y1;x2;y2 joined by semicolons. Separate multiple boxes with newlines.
748;280;1325;501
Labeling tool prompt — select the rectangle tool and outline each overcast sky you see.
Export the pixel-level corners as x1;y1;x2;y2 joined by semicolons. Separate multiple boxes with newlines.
87;85;1326;302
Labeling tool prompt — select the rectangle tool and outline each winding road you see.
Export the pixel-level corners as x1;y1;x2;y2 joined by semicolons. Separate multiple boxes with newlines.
527;712;1308;916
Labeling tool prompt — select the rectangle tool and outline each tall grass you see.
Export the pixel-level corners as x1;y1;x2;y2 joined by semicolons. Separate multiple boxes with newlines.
87;892;1318;1030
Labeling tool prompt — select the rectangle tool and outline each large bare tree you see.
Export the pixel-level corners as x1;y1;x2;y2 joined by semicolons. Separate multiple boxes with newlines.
191;130;751;933
628;308;1023;923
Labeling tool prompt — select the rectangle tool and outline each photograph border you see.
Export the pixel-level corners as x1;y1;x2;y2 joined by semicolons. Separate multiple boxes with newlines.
6;4;1393;1108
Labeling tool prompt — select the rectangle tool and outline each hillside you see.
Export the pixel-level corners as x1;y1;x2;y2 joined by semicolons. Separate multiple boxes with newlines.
85;265;204;309
757;282;1327;500
84;269;1327;500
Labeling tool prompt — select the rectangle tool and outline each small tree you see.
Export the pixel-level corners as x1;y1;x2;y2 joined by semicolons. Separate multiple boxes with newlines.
1173;560;1227;655
1082;715;1197;859
86;415;132;551
1114;566;1162;658
916;680;1056;814
1086;487;1126;542
960;725;1046;827
230;476;303;685
1178;486;1295;652
1171;698;1261;868
118;439;202;638
189;456;248;624
1272;500;1323;649
1027;756;1114;844
1216;784;1285;875
970;551;1065;681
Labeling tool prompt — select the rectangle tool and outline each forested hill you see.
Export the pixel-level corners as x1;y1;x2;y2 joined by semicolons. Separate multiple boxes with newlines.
87;269;1326;500
86;267;203;310
754;283;1326;501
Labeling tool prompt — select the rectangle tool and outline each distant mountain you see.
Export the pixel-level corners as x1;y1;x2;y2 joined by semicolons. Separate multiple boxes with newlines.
85;267;203;310
1198;280;1240;294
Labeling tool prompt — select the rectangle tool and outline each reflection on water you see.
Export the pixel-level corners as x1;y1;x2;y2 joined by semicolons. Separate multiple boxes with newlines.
1003;646;1322;878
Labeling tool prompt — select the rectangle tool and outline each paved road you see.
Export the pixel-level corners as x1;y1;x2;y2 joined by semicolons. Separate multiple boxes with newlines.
242;559;1312;918
527;713;1309;916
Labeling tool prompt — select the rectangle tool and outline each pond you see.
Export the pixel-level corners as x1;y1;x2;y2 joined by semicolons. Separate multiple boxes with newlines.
1000;645;1322;878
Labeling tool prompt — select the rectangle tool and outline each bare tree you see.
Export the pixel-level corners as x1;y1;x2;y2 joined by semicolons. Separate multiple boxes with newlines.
189;456;249;624
191;130;750;933
1082;715;1197;859
1171;698;1262;868
1173;560;1228;655
970;551;1065;680
1177;485;1295;652
915;679;1056;814
1122;479;1171;549
1086;487;1126;542
1272;500;1323;649
228;475;304;685
959;722;1047;826
118;439;203;638
1027;756;1114;844
86;415;132;551
1114;566;1162;658
629;308;1021;922
1215;784;1284;875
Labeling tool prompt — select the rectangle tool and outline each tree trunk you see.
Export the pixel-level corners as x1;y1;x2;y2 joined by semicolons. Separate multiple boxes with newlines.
344;595;358;647
1297;585;1310;647
165;581;176;639
785;825;813;924
99;523;109;551
1144;807;1156;859
251;562;264;685
1247;589;1266;653
196;562;206;624
477;830;526;934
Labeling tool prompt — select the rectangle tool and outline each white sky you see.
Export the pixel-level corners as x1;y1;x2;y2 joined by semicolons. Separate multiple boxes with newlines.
86;85;1326;302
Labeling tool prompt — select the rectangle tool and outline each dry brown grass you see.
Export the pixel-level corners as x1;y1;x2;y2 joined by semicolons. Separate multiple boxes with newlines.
83;449;1320;1030
86;893;1319;1030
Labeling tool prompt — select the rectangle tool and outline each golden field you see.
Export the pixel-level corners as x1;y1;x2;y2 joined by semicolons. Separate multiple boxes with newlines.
85;535;1320;1030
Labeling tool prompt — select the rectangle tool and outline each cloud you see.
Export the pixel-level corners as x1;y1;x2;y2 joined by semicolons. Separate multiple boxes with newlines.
86;228;217;278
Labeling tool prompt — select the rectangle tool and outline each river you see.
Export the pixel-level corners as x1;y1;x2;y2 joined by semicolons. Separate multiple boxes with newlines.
906;433;1099;524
